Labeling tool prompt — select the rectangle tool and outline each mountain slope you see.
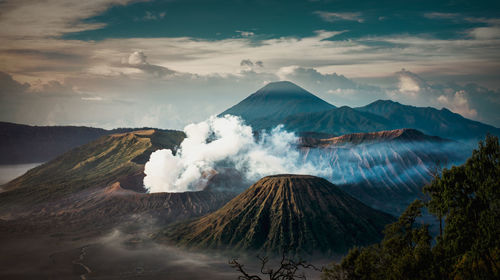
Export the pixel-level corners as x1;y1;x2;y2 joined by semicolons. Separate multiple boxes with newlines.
220;81;335;129
282;106;391;135
0;121;168;164
162;175;394;255
0;129;185;212
299;129;465;214
219;82;499;139
356;100;500;139
301;128;444;147
0;129;236;232
0;182;232;233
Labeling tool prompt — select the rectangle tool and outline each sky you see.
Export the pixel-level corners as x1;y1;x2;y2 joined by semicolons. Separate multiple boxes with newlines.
0;0;499;129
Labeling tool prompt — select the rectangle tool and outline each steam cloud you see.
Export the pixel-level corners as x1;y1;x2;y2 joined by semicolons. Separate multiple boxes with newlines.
144;115;330;193
144;115;472;194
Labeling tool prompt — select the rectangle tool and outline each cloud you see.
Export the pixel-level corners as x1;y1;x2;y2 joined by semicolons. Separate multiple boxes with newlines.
275;66;500;127
277;66;386;106
240;59;264;71
127;51;148;65
141;11;166;21
235;30;254;37
314;11;364;23
2;26;499;86
0;68;280;129
423;12;460;20
0;0;499;129
81;96;104;101
240;59;253;67
467;26;500;40
396;69;423;96
387;70;499;125
278;66;357;88
121;51;177;77
0;71;30;95
437;90;477;118
144;115;330;193
0;0;142;39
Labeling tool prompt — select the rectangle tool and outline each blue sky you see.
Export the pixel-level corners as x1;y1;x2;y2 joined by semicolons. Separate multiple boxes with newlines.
0;0;499;129
67;0;499;41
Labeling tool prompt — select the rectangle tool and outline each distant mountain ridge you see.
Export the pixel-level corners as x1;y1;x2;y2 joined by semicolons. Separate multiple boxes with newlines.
356;99;499;139
221;81;500;140
0;122;173;165
300;128;445;147
162;174;394;255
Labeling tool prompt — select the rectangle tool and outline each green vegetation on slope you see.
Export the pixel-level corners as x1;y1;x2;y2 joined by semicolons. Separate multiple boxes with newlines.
322;135;500;280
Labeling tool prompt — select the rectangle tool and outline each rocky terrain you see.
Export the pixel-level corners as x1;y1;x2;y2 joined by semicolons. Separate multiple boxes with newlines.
162;175;394;255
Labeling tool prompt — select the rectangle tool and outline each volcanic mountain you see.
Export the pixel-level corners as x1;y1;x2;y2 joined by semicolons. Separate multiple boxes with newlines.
282;106;392;136
220;81;499;139
0;130;234;231
220;81;335;129
299;129;467;214
162;175;394;255
283;102;499;140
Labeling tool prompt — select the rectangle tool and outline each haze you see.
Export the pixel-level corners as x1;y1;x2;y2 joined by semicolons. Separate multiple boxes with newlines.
1;0;500;129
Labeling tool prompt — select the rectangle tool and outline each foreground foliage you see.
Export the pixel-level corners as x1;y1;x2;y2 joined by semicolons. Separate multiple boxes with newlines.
322;135;500;280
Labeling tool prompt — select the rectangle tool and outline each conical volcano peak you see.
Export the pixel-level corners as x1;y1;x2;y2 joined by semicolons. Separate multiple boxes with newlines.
254;81;312;96
163;174;394;255
220;81;335;124
262;174;320;179
252;174;330;192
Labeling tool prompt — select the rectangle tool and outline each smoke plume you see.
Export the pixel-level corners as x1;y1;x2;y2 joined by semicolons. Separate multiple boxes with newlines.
144;115;472;194
144;115;330;193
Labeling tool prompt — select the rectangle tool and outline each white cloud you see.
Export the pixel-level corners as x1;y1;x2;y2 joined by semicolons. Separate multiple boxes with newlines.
468;26;500;40
398;74;421;96
315;11;364;23
276;66;386;107
141;11;166;21
121;51;177;77
144;115;330;193
437;90;477;118
235;30;255;37
127;51;148;65
81;96;103;101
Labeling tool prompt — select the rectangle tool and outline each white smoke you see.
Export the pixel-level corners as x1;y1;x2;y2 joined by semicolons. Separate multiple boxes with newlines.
144;115;330;193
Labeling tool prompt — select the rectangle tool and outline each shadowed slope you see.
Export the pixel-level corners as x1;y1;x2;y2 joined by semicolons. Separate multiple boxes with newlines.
282;106;391;135
0;121;172;164
220;81;335;129
0;182;233;233
163;175;394;255
357;100;500;139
